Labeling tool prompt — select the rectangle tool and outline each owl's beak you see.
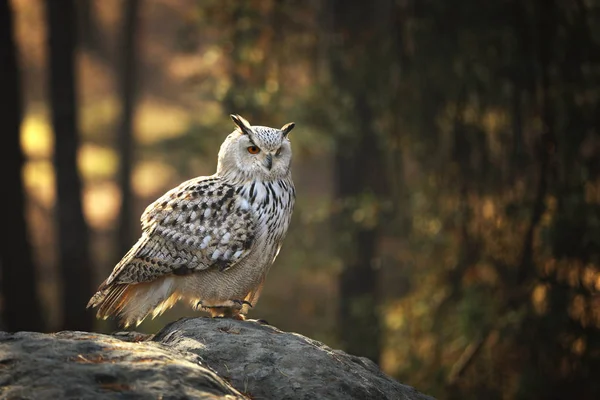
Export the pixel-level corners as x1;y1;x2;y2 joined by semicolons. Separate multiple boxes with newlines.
264;154;273;170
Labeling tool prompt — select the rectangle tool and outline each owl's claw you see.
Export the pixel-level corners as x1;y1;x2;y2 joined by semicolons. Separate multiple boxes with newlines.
232;299;253;308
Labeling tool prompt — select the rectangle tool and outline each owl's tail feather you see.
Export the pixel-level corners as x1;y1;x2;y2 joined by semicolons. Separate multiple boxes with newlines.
87;276;179;328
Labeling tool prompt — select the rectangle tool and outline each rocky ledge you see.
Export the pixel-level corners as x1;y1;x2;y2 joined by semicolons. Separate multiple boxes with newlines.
0;317;433;399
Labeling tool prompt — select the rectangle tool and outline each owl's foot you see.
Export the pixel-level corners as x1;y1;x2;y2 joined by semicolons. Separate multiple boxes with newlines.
208;308;246;319
232;299;253;308
195;299;250;319
195;299;252;310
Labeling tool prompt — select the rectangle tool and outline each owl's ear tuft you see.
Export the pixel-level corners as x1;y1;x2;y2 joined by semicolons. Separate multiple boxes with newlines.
281;122;295;137
230;114;253;135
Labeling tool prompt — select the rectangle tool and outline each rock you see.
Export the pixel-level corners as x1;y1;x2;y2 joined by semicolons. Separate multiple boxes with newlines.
0;330;243;399
0;318;434;400
153;318;433;400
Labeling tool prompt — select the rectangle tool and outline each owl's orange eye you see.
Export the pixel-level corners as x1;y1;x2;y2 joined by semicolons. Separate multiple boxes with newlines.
247;146;260;154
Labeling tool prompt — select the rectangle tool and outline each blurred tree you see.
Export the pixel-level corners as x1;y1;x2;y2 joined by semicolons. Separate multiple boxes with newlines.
223;1;244;115
327;0;390;364
116;0;140;262
223;1;270;121
46;0;93;331
77;0;109;61
0;0;44;332
384;1;600;398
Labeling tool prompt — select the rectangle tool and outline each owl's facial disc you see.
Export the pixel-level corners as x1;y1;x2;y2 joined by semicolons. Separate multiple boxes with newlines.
237;128;291;178
218;116;294;180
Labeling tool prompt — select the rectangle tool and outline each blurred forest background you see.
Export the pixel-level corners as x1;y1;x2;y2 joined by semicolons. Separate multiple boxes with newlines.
1;0;600;399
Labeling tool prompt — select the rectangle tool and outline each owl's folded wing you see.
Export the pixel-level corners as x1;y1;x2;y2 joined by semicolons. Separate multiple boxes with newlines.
103;176;257;287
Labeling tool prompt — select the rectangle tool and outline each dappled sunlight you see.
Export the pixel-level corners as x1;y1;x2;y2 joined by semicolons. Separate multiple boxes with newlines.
134;98;191;144
532;284;549;315
23;160;55;208
83;182;121;230
465;263;499;287
167;47;223;81
168;54;206;81
79;53;116;99
78;144;119;180
481;108;508;136
384;301;405;332
572;337;586;356
569;295;587;326
585;179;600;204
412;215;442;237
481;198;495;219
12;0;46;70
190;101;225;126
132;161;177;198
80;96;119;136
21;109;53;158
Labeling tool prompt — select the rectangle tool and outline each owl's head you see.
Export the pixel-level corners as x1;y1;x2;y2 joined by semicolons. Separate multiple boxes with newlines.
217;114;295;181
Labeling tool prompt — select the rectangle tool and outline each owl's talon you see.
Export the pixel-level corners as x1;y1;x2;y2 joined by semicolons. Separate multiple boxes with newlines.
232;299;253;308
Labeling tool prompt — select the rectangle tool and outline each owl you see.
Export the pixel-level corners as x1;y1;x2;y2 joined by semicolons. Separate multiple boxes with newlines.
87;114;296;327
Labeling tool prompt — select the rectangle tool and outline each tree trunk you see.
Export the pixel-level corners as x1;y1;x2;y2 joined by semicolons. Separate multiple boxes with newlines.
0;0;44;332
222;2;266;121
334;94;383;364
116;0;140;261
328;1;386;363
46;0;93;331
223;2;248;117
516;0;556;285
76;0;108;61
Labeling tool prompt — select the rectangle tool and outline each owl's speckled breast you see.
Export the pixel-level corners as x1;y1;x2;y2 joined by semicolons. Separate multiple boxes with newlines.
177;176;295;310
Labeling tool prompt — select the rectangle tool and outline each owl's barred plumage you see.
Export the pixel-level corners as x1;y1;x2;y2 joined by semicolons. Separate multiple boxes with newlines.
87;114;295;327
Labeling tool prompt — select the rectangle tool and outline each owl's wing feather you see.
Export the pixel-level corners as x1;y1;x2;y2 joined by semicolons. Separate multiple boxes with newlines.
104;176;256;286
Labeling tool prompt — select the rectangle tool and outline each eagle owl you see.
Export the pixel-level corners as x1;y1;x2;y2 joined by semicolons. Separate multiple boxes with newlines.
87;115;296;327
